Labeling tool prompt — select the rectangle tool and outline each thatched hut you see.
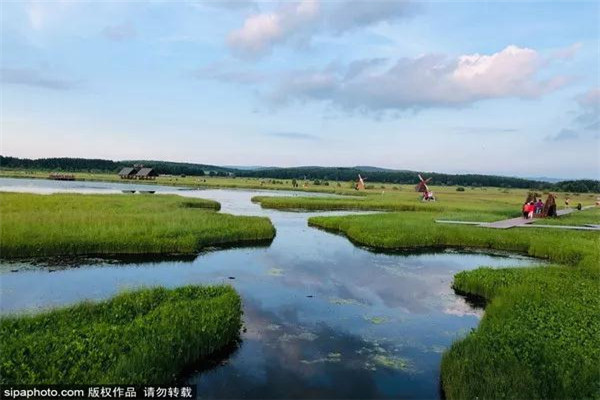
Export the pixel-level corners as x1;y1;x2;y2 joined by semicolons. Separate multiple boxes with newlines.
542;194;557;217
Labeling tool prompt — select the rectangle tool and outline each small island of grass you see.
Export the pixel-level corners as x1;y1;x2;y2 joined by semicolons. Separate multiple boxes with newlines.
0;285;241;384
0;192;276;259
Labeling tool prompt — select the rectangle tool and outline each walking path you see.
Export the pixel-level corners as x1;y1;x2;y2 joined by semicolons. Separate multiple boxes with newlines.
436;206;599;231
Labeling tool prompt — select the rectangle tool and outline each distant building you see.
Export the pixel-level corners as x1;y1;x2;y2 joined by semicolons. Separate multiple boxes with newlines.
118;165;158;180
135;167;158;180
118;167;138;179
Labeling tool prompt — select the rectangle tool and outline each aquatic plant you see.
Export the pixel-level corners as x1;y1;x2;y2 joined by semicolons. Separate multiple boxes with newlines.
0;285;242;384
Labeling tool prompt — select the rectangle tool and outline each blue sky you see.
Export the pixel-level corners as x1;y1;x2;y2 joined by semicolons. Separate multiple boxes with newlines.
1;1;599;179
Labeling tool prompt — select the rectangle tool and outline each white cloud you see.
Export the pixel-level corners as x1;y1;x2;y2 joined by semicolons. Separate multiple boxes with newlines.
270;45;569;112
227;0;414;58
228;0;319;58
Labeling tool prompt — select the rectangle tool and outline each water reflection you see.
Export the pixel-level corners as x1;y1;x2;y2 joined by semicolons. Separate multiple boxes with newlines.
0;179;542;398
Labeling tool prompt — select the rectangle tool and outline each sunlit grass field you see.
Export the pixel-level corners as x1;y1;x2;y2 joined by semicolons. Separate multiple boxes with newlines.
0;192;275;258
0;285;241;384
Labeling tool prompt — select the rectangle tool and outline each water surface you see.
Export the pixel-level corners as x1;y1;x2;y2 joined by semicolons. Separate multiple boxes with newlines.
0;178;541;399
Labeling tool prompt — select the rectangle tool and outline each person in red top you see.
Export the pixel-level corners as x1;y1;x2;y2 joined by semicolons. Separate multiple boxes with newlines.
522;202;529;219
527;202;535;219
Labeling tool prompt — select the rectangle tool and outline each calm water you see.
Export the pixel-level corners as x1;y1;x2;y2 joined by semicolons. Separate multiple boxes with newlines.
0;178;541;399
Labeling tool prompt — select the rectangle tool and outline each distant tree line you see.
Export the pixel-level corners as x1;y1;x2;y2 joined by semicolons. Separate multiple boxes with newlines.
0;156;230;177
233;166;552;189
553;180;600;193
1;156;598;192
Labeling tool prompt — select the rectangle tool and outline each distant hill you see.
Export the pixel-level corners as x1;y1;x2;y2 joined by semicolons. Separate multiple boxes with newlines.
1;155;599;192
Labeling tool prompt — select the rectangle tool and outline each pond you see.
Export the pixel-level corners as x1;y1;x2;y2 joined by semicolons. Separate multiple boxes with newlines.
0;178;542;399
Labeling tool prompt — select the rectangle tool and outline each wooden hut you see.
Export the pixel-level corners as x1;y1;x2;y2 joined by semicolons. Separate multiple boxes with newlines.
135;168;158;180
118;167;138;179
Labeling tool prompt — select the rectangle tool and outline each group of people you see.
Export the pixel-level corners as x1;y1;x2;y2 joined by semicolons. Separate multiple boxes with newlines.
522;199;545;219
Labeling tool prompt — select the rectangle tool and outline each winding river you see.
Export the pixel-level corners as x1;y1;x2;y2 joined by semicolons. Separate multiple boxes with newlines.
0;178;541;399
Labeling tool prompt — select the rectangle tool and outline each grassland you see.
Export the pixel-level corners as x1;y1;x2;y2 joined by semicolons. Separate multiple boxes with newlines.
0;192;275;258
255;186;598;220
253;189;600;399
0;285;242;384
533;206;600;226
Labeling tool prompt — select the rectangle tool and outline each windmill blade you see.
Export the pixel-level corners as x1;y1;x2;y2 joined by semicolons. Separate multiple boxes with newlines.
425;178;432;183
418;174;424;182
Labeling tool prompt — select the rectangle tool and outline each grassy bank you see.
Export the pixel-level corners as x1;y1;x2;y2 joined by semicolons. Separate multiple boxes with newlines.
308;212;599;399
0;285;242;384
443;267;599;399
308;213;599;268
0;192;275;258
0;169;362;195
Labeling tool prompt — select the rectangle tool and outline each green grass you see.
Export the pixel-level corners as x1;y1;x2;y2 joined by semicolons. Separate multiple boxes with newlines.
443;267;599;399
308;213;599;269
0;285;242;384
252;187;565;221
533;207;600;226
0;192;275;258
252;195;441;212
307;211;599;399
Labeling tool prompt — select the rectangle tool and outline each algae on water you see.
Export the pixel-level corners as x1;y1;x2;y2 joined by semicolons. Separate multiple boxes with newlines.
267;268;284;276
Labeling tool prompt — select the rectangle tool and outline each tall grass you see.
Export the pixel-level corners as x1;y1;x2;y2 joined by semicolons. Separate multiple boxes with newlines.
308;211;600;399
0;192;275;258
0;285;242;384
443;267;599;399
